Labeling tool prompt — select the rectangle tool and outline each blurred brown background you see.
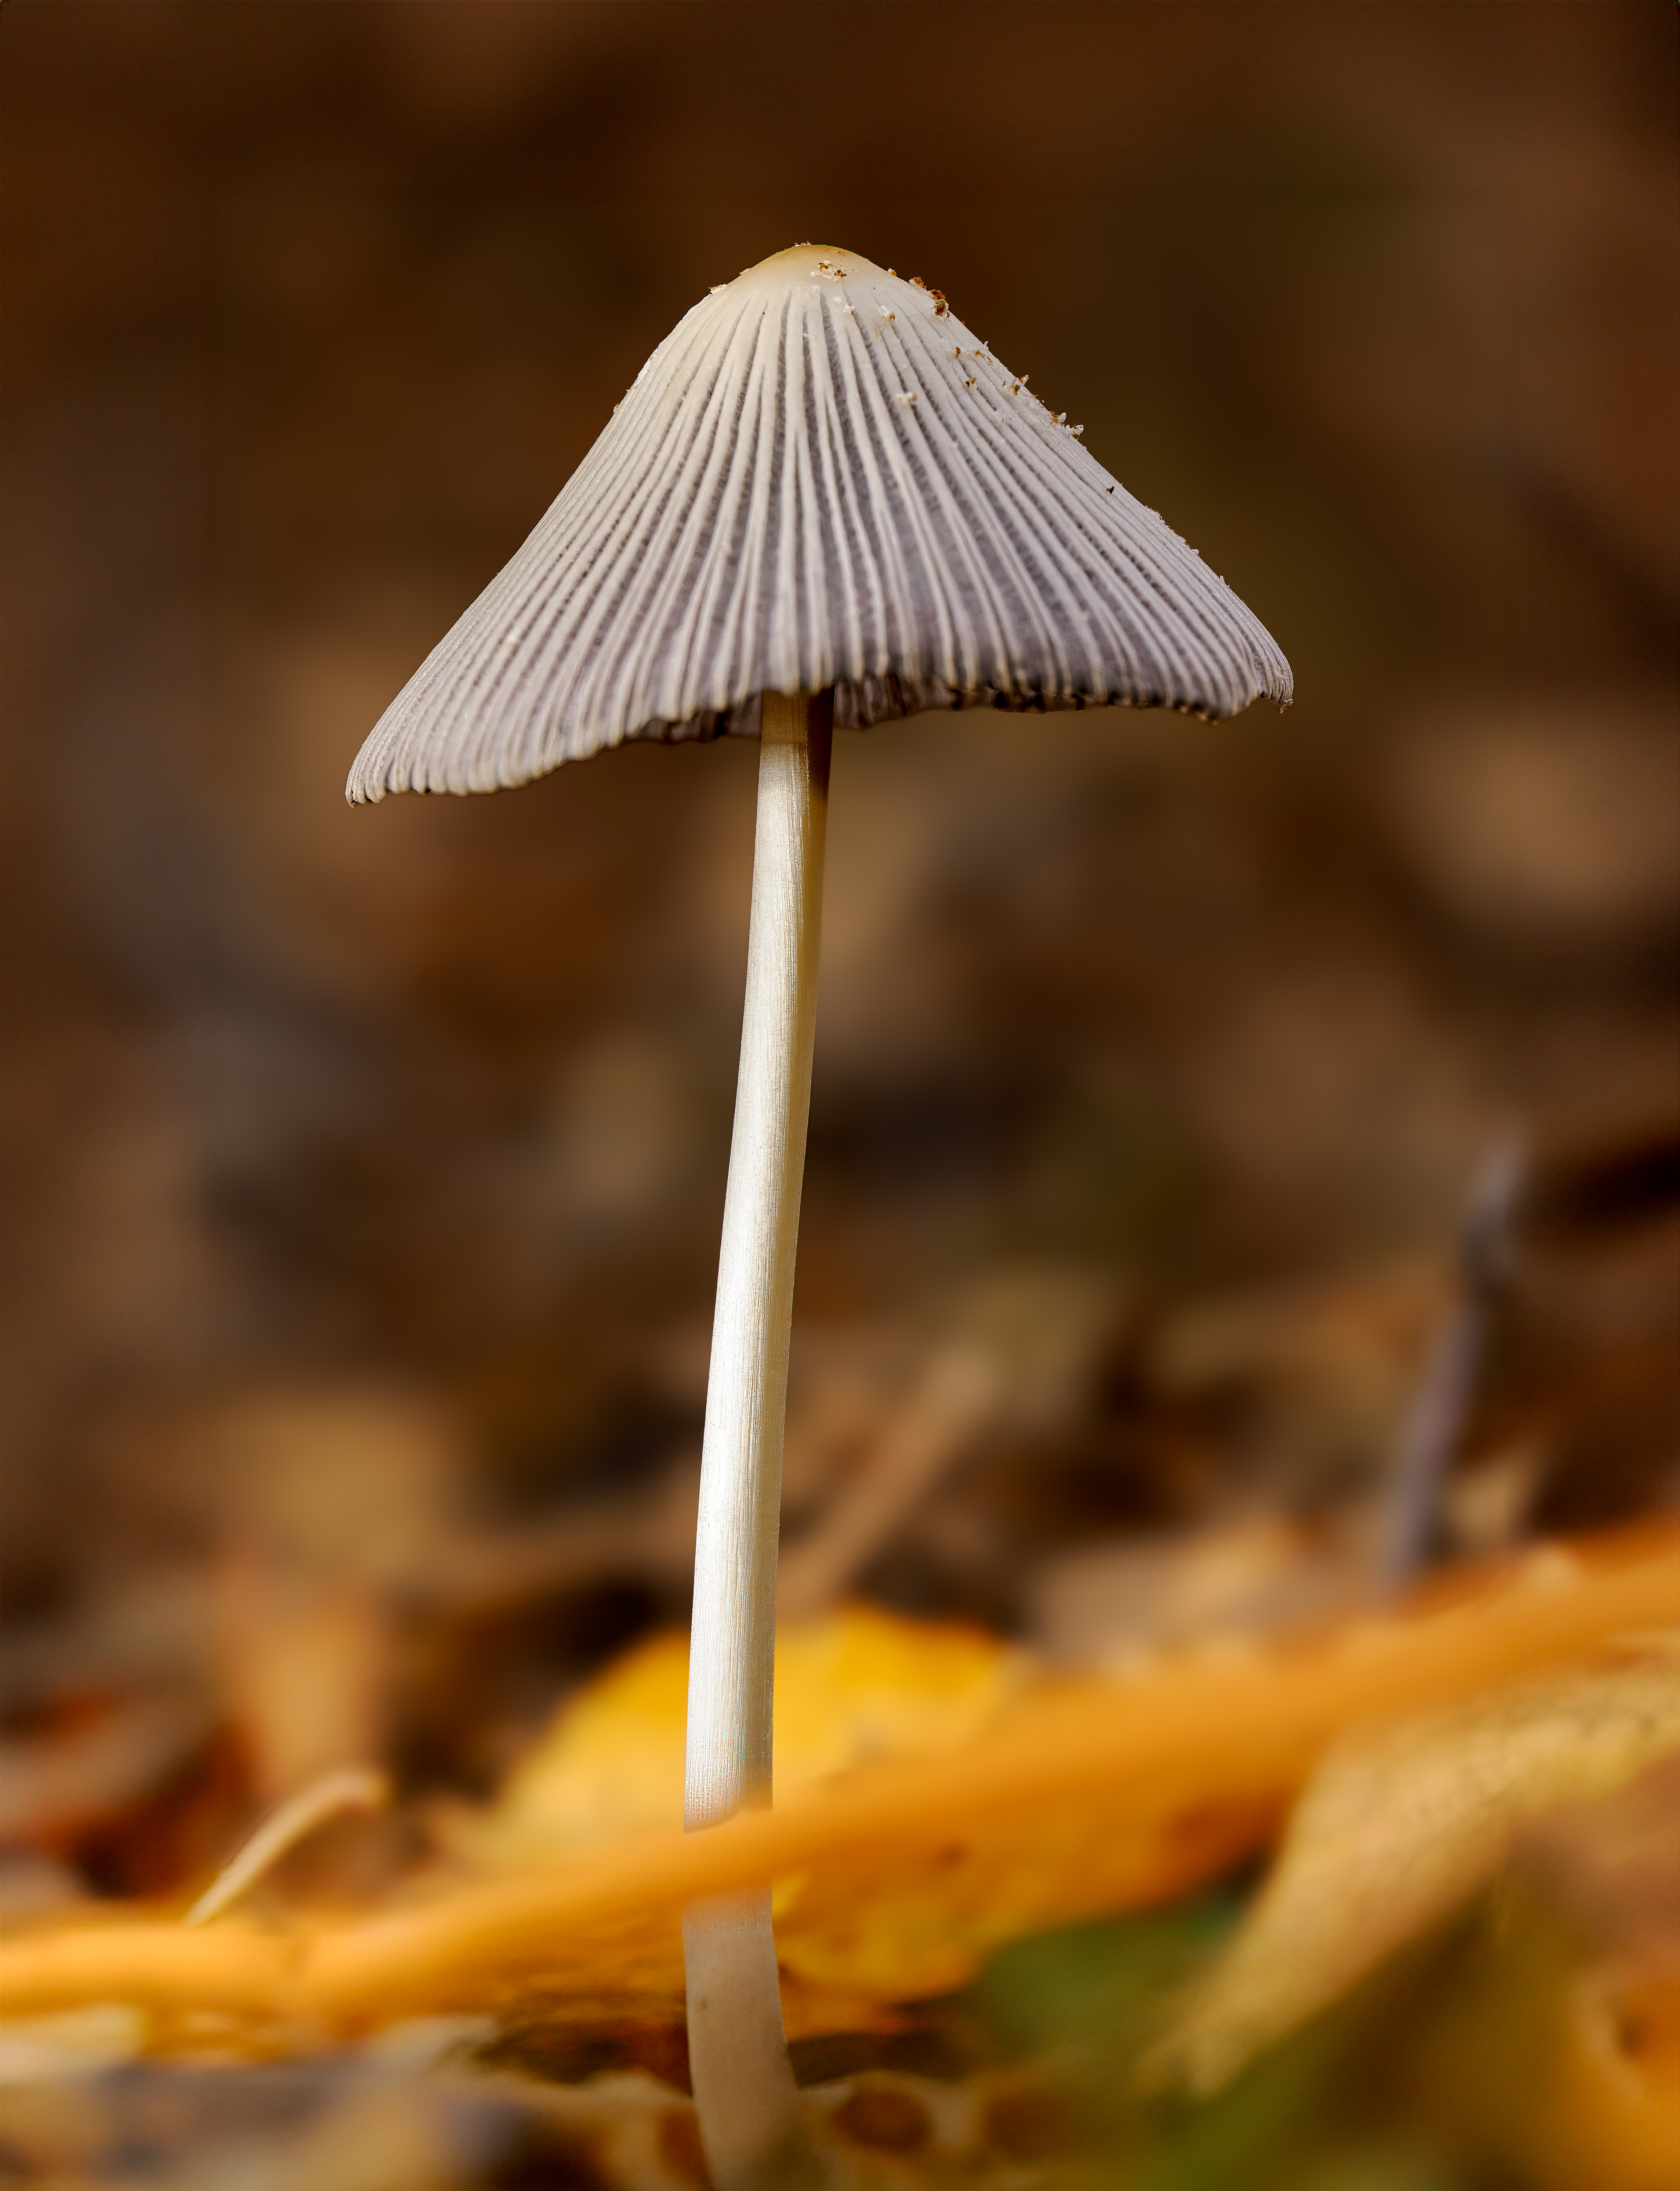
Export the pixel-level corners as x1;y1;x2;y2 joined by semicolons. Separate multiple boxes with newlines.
2;3;1676;1818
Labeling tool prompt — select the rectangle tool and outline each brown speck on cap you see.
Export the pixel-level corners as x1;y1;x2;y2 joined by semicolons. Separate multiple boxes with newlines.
347;241;1291;801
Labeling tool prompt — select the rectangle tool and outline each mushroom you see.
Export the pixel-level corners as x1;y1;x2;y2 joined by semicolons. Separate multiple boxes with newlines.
349;242;1291;2187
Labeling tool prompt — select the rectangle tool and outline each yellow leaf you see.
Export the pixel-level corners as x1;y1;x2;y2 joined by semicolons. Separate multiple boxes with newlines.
465;1606;1023;1867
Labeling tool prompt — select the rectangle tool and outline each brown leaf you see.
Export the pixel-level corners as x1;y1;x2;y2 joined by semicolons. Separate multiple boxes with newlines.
1147;1638;1680;2097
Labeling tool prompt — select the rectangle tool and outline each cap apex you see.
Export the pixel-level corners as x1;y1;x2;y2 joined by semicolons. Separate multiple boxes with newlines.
724;243;884;290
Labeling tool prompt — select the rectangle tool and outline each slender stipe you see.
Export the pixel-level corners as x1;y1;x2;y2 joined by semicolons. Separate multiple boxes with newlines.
683;689;831;2189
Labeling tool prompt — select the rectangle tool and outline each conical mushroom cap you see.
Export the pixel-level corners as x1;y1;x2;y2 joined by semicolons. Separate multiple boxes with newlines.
348;246;1292;802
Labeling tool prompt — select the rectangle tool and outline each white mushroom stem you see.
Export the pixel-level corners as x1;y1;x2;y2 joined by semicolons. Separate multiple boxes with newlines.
683;688;831;2190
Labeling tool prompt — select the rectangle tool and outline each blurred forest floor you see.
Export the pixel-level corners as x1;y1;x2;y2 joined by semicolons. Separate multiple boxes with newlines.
1;5;1676;2188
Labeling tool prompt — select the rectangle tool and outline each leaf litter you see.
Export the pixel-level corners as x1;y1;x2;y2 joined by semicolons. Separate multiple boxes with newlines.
1;1529;1676;2189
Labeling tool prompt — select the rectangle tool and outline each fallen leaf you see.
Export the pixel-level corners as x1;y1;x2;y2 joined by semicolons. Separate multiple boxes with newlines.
1147;1638;1680;2097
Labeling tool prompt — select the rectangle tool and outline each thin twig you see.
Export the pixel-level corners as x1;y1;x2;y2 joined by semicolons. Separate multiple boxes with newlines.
777;1347;999;1620
1380;1132;1526;1588
184;1765;389;1927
